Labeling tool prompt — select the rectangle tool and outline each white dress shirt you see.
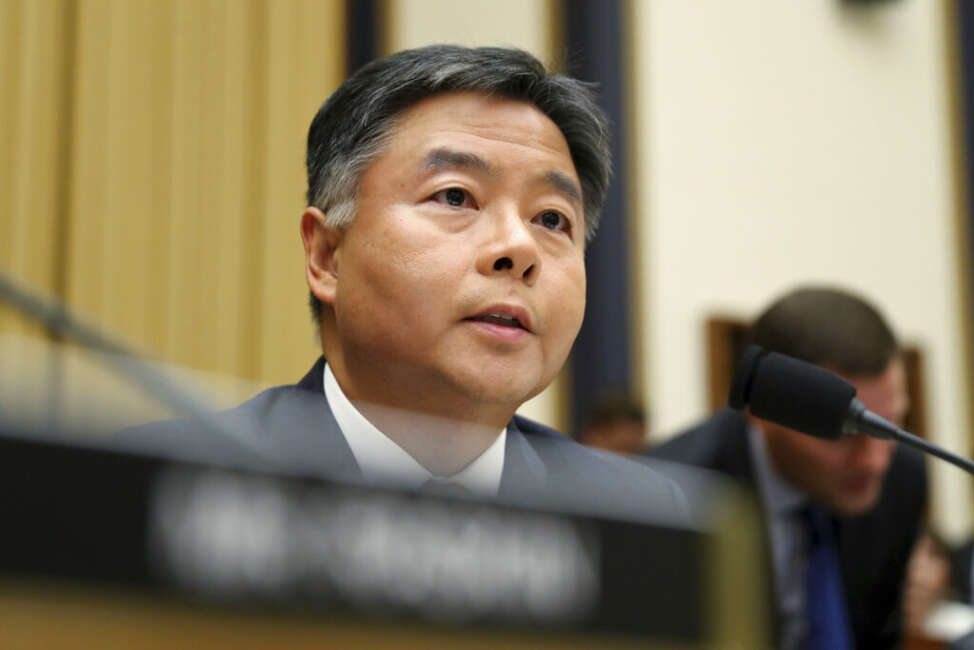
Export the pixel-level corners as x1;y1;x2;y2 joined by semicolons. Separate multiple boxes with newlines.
323;362;506;496
748;423;810;650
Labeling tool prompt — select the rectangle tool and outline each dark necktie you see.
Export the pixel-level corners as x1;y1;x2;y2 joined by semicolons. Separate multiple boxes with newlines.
802;505;852;650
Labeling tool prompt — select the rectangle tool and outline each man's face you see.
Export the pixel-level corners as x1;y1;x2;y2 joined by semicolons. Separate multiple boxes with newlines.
761;358;908;516
306;92;587;425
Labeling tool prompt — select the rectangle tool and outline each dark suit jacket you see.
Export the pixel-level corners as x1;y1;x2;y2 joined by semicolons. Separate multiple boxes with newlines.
117;357;687;524
645;409;927;650
949;539;974;604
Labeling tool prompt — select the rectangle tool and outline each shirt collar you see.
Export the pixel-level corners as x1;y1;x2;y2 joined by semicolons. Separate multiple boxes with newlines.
323;362;506;496
747;421;807;517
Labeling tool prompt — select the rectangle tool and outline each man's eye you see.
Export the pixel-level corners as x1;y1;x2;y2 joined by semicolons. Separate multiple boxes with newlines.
538;210;567;231
434;187;473;208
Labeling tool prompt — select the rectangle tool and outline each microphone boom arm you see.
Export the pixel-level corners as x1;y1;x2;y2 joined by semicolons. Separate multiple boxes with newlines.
847;398;974;476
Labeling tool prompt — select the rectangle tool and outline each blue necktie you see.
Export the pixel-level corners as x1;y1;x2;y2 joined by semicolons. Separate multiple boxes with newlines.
802;505;852;650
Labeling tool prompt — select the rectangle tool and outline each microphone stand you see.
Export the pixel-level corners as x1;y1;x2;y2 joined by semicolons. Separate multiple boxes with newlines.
848;398;974;476
0;268;282;465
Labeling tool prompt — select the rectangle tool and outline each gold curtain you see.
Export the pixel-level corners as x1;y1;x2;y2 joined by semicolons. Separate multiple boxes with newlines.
0;0;345;386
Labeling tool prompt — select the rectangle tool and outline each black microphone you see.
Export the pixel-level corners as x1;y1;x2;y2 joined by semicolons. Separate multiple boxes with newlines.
728;344;974;475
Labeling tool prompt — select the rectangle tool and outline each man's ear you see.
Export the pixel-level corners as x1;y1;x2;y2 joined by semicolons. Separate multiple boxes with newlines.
301;207;343;306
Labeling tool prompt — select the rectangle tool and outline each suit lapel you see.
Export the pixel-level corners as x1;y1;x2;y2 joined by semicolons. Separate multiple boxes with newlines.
498;418;549;499
712;411;760;487
263;356;361;480
296;357;327;391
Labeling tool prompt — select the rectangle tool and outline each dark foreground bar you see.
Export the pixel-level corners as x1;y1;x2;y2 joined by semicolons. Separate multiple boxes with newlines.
0;427;770;649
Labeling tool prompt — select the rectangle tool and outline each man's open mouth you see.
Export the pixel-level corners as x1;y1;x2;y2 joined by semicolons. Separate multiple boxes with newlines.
466;313;526;330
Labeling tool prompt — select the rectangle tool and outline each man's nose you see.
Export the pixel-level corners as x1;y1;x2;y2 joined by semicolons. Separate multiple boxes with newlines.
477;206;541;283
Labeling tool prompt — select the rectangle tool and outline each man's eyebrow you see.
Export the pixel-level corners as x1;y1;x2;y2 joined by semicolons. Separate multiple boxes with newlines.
423;147;582;205
546;170;583;206
423;148;492;174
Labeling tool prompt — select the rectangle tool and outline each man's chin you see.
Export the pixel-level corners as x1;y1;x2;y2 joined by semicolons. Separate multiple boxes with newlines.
830;486;882;517
443;361;548;399
451;374;547;413
465;383;543;410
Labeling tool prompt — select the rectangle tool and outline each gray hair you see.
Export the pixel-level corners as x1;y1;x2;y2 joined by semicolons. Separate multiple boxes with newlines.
305;45;612;323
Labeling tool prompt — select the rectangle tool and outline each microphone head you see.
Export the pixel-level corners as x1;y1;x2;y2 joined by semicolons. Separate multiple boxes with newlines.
728;345;766;410
728;345;857;440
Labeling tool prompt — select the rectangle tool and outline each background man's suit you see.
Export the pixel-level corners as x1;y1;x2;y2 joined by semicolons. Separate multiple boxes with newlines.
646;409;927;650
119;357;687;523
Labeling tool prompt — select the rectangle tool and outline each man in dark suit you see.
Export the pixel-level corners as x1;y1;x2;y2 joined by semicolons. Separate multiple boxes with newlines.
645;287;927;649
123;45;685;522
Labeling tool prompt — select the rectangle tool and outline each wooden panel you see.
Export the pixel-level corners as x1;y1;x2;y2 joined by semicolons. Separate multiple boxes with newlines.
0;581;667;650
256;0;346;385
66;0;175;354
0;0;73;337
164;0;267;378
164;0;207;369
705;316;749;413
56;0;344;389
902;346;929;440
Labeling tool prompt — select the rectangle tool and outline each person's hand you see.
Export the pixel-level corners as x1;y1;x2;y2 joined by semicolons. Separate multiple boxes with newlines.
905;533;952;635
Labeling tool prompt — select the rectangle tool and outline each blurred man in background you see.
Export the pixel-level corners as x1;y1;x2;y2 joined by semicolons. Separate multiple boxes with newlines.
576;395;647;455
645;287;927;650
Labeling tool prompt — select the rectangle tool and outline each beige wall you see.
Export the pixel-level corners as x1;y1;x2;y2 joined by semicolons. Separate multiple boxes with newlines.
633;0;972;537
385;0;557;58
